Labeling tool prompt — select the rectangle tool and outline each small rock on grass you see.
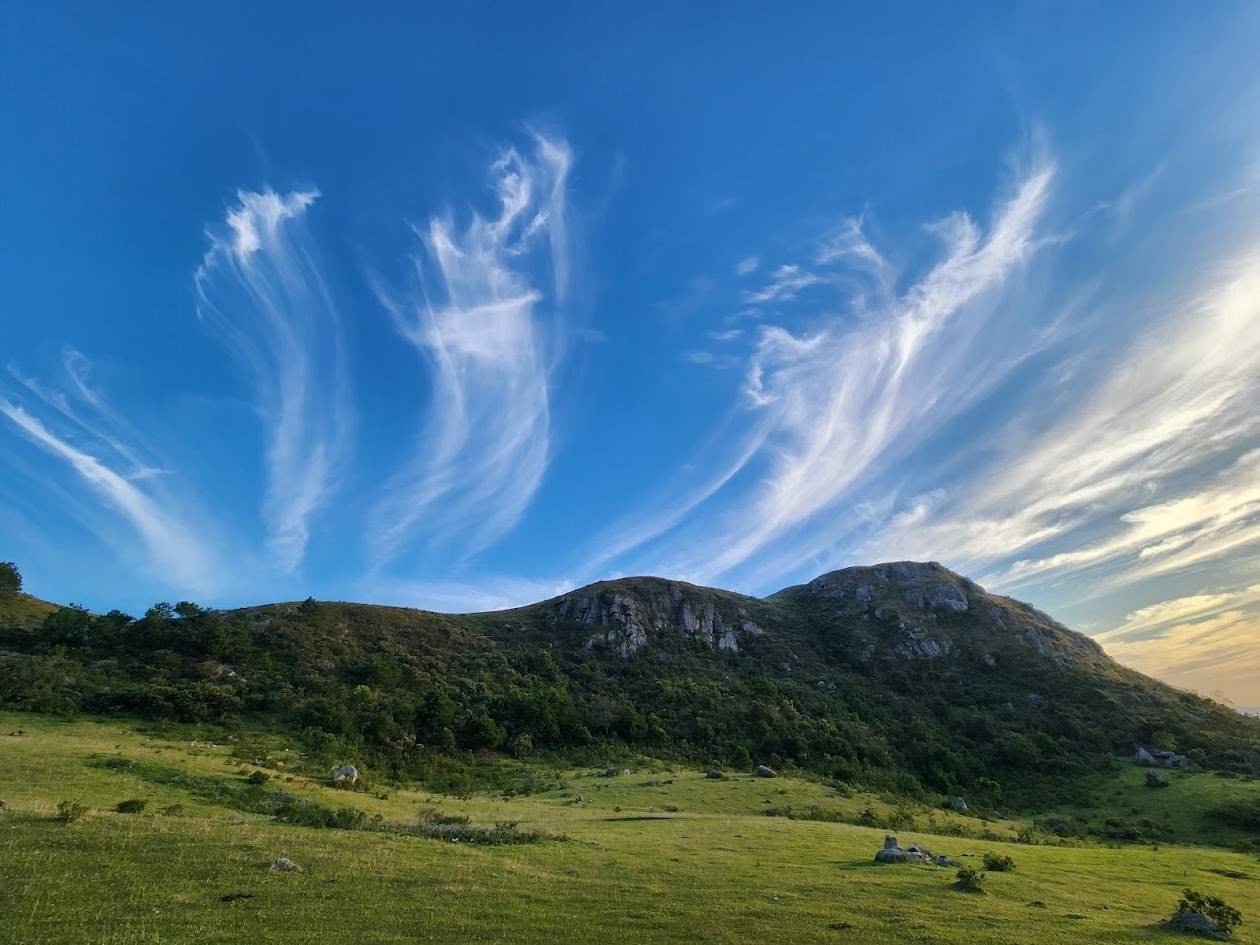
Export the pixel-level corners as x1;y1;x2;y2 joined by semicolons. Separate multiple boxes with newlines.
268;857;303;873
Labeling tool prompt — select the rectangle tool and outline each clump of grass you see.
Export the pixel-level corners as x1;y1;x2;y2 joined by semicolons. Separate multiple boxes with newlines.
246;770;270;786
57;800;88;824
982;851;1015;872
114;798;147;814
954;865;986;893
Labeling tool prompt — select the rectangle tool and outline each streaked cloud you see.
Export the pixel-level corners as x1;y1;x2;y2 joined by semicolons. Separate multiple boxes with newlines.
195;189;351;574
609;159;1056;585
736;255;760;276
370;132;572;563
1;353;219;592
854;243;1260;600
1100;606;1260;705
744;263;823;303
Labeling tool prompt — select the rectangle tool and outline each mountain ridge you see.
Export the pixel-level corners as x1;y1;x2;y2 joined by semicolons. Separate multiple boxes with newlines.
2;559;1257;806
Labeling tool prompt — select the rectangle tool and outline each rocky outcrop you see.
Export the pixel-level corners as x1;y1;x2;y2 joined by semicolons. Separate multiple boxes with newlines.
332;764;359;784
1166;911;1228;940
554;582;765;658
1135;746;1188;769
874;835;956;866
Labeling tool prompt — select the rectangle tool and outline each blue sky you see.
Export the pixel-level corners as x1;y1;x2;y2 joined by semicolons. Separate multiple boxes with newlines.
4;3;1260;704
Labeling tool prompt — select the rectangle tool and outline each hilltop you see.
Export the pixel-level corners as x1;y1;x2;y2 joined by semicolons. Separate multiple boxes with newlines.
1;561;1256;808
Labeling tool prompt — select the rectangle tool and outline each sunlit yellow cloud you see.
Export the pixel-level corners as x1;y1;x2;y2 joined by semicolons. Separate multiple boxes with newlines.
1102;609;1260;706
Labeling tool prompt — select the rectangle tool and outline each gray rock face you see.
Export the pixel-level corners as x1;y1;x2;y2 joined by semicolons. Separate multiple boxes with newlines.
331;764;359;784
556;585;763;658
1135;746;1156;765
904;583;969;612
1167;911;1228;940
951;796;969;813
269;857;303;873
755;765;777;778
1145;770;1169;788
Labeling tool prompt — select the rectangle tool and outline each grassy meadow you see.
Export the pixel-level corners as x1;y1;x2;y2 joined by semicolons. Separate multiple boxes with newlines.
1;710;1256;945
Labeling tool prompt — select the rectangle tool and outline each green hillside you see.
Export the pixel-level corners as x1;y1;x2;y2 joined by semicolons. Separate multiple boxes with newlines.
1;561;1256;815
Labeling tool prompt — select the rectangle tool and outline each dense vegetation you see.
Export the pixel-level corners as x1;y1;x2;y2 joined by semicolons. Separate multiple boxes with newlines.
1;561;1256;811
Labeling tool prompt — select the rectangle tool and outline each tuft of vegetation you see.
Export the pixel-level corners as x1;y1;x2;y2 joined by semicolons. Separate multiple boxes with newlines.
57;800;88;824
954;864;986;892
114;799;148;814
1175;889;1242;936
246;770;270;785
981;851;1015;871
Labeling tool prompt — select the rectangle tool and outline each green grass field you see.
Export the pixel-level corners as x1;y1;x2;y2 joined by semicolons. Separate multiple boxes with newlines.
1;711;1256;944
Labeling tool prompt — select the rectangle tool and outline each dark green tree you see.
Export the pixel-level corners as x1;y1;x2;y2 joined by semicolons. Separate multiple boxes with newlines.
0;561;21;597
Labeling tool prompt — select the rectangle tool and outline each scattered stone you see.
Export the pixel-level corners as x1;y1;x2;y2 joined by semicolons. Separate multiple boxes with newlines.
951;796;969;813
331;764;359;784
604;767;618;778
1145;770;1169;789
268;857;302;873
755;765;777;778
873;835;949;865
1166;911;1228;940
646;780;660;787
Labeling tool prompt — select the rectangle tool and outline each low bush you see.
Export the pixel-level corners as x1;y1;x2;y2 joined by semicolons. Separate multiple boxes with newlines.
274;800;367;830
57;800;88;824
114;798;148;814
246;770;270;785
1176;889;1242;935
954;865;985;892
982;852;1015;871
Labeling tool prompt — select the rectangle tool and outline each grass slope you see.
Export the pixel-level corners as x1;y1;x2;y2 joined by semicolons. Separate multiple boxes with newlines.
2;711;1256;945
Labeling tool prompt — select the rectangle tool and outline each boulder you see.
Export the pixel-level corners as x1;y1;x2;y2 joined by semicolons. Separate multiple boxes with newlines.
1145;771;1169;789
873;835;940;865
604;767;618;778
331;764;359;784
1134;747;1156;766
755;765;777;778
268;857;303;873
951;796;969;813
1167;910;1228;940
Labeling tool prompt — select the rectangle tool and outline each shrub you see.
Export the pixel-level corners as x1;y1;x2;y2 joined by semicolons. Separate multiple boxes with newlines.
246;770;270;785
955;865;986;892
57;800;88;824
274;801;367;830
114;799;148;814
1209;798;1260;832
1176;889;1242;935
982;852;1015;871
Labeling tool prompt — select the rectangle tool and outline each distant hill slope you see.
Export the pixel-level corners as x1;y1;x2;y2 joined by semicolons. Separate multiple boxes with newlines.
1;561;1256;806
0;592;59;629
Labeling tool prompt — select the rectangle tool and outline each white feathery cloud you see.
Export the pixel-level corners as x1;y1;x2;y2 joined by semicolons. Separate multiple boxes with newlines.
744;264;824;303
614;162;1056;584
854;243;1260;597
736;256;760;276
370;132;572;563
0;356;218;592
195;189;351;574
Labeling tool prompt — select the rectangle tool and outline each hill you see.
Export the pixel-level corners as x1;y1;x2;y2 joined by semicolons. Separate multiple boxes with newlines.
1;561;1256;809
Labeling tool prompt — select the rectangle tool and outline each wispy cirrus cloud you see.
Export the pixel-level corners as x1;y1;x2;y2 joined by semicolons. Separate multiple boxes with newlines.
1;351;219;592
370;132;572;563
854;242;1260;599
195;189;351;573
609;159;1057;585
